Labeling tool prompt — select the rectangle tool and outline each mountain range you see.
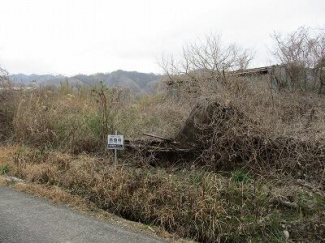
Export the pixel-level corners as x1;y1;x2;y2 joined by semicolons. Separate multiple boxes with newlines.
10;70;163;94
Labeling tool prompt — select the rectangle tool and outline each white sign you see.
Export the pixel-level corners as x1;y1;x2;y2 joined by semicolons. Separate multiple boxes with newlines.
107;135;124;150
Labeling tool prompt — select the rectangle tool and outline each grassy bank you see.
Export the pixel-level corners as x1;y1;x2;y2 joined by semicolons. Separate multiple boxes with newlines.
1;146;324;242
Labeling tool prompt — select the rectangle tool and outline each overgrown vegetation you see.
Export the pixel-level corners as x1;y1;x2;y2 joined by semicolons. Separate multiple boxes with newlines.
0;67;18;142
12;83;189;153
0;27;325;242
0;148;324;242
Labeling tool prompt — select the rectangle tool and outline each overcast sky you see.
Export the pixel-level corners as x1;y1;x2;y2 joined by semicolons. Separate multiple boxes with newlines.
0;0;324;75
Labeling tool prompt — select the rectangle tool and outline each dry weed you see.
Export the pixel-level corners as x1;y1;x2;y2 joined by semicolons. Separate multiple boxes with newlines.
2;146;324;242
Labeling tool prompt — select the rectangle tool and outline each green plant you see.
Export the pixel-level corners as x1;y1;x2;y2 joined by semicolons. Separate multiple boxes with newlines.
232;170;252;184
190;170;205;185
0;164;10;175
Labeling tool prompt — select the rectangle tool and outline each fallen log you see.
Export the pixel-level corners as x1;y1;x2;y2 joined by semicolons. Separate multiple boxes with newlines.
142;133;173;142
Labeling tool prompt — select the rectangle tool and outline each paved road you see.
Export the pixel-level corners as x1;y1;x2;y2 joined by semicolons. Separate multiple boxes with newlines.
0;186;166;243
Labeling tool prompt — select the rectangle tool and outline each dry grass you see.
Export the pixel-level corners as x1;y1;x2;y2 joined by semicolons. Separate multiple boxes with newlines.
0;145;17;176
1;145;324;242
0;174;181;242
13;85;190;153
0;88;20;142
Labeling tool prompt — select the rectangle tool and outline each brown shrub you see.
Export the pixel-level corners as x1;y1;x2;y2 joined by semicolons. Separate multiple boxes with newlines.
174;98;325;186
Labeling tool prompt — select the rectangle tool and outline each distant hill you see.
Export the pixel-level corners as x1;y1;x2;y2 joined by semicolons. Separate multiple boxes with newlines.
10;70;162;93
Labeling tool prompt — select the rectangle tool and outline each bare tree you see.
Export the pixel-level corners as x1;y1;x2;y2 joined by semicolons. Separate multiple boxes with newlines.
0;66;10;87
272;27;325;92
160;34;253;97
311;29;325;93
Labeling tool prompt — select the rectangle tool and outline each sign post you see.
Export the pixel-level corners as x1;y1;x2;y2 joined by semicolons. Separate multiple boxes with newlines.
107;131;124;166
114;131;117;166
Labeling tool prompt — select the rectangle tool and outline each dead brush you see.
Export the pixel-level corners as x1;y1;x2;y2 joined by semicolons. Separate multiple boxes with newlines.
158;67;323;180
174;98;325;186
13;85;108;153
0;80;20;143
12;83;190;153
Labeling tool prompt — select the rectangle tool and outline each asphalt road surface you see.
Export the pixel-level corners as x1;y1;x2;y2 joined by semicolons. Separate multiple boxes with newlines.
0;186;166;243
